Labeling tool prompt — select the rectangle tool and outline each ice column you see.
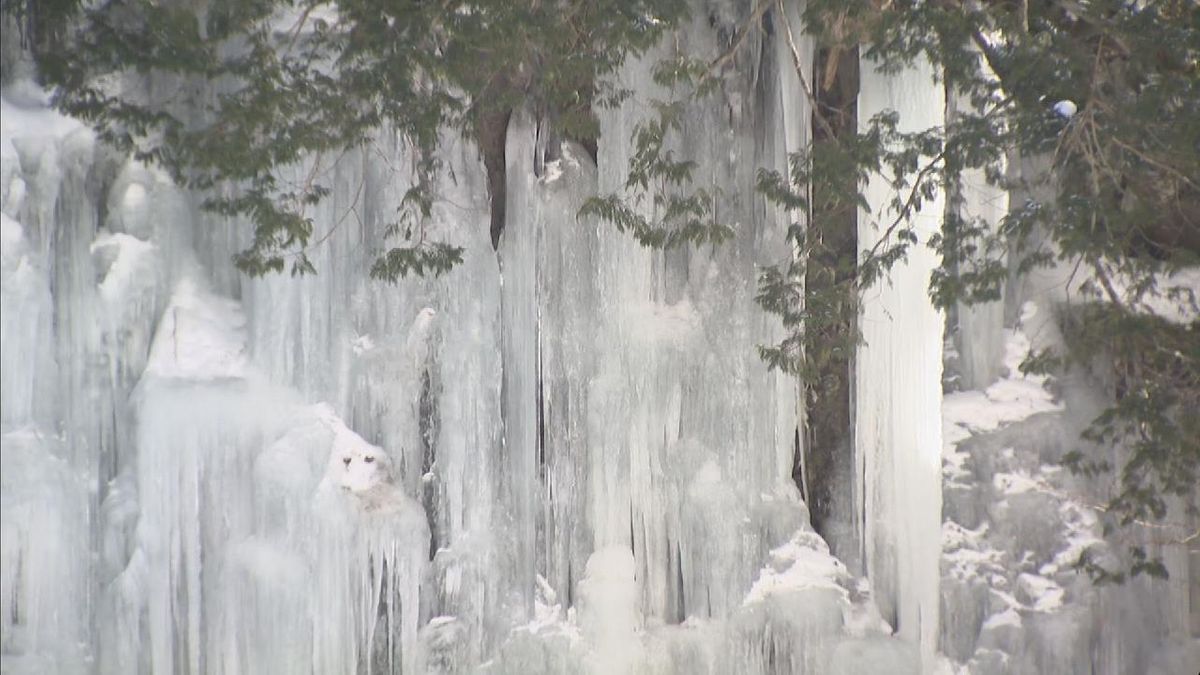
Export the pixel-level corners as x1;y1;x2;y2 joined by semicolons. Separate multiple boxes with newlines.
855;54;944;665
501;108;600;615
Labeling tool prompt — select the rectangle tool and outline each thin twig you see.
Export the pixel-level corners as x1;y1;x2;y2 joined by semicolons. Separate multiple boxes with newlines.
776;0;837;140
283;1;322;55
1109;136;1200;192
1091;256;1126;309
860;93;1013;269
1030;484;1199;547
859;147;949;267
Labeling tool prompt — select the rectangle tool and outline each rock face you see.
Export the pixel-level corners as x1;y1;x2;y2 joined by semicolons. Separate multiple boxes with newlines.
1;2;1197;674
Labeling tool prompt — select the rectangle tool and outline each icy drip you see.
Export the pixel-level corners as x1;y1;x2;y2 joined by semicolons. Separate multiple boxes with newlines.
0;213;55;428
116;275;432;675
0;431;89;673
855;55;945;665
1;81;440;672
311;467;430;675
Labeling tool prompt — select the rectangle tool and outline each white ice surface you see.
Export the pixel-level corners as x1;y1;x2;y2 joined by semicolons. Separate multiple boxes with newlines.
856;52;944;668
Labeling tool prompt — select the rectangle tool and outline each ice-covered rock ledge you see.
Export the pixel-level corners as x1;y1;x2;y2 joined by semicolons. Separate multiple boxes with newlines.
939;302;1200;674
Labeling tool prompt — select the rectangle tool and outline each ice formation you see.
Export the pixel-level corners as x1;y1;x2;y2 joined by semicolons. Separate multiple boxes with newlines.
1;1;1197;674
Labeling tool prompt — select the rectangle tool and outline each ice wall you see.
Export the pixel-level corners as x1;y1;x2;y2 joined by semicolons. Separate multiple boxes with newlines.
580;3;803;623
0;2;873;670
487;4;890;668
855;55;945;667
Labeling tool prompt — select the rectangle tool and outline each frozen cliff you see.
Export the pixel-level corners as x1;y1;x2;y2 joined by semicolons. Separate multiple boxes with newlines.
1;1;1197;673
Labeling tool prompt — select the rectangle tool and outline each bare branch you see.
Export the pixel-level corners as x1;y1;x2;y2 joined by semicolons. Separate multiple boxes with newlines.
775;0;838;140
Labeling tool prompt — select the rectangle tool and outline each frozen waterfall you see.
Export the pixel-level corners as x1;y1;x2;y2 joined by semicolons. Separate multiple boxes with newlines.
2;1;1198;674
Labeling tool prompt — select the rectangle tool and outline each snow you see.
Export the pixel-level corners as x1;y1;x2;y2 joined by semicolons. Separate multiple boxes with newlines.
91;232;158;305
943;303;1063;465
743;531;850;605
993;468;1043;496
1052;100;1077;119
143;274;250;380
1014;573;1064;612
1039;501;1103;577
981;608;1022;630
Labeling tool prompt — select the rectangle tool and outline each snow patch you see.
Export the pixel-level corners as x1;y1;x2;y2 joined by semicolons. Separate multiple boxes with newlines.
1015;573;1064;612
91;232;158;305
1052;100;1077;119
743;530;850;605
943;303;1062;466
981;607;1022;630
